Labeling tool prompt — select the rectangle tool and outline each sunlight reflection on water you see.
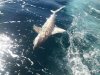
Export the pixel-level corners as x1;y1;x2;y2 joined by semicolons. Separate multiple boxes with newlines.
0;34;19;73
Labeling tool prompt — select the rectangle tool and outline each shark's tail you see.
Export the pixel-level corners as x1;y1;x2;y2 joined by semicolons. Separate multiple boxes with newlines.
51;6;65;14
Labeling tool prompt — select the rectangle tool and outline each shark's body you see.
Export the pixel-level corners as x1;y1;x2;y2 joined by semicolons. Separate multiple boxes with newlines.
33;6;66;50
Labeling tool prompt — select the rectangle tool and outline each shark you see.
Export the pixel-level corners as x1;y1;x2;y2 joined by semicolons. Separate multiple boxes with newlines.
33;6;66;50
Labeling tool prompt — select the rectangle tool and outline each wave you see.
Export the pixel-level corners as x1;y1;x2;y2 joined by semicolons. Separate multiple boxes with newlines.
65;0;100;75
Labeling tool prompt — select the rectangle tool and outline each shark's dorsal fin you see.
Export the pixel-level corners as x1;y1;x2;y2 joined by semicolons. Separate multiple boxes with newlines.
52;26;66;35
33;25;42;33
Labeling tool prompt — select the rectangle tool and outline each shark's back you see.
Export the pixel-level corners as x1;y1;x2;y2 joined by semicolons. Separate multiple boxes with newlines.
41;6;66;37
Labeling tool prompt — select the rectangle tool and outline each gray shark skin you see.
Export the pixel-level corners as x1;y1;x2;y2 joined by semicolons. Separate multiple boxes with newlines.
33;6;66;50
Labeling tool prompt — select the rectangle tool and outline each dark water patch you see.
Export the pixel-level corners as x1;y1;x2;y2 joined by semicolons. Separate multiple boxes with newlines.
55;0;69;5
85;33;98;44
27;0;60;10
0;1;23;20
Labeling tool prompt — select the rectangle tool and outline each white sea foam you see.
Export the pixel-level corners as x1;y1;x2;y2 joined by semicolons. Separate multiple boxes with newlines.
66;0;100;75
0;34;19;72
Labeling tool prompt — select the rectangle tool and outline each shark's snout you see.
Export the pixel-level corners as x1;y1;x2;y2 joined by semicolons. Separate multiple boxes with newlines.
33;45;37;50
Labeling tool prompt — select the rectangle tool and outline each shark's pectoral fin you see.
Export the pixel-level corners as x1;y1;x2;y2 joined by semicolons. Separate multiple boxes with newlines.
52;26;66;35
33;25;42;33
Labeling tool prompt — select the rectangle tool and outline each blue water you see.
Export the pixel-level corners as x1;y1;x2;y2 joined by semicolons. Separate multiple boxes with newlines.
0;0;100;75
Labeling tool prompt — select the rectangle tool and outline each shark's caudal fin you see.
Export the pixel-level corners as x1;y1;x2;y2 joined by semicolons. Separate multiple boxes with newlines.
51;6;65;14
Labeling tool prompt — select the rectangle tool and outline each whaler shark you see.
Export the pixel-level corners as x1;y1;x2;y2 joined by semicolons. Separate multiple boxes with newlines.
33;6;66;50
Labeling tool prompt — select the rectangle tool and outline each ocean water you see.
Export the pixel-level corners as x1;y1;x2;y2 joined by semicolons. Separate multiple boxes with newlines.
0;0;100;75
